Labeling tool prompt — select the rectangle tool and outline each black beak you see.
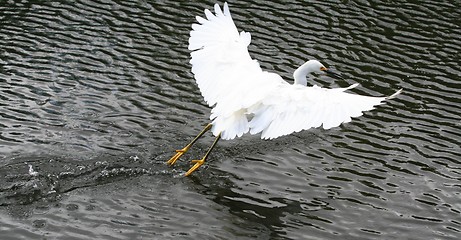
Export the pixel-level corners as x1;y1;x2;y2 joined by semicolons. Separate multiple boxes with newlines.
324;69;344;80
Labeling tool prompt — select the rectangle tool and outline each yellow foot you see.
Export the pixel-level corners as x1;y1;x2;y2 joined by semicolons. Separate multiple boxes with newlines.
166;147;189;166
184;159;205;176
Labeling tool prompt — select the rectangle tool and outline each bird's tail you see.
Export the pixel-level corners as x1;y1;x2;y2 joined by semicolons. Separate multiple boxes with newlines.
386;89;403;100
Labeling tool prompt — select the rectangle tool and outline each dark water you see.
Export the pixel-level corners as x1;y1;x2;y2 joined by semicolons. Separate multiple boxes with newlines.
1;0;460;239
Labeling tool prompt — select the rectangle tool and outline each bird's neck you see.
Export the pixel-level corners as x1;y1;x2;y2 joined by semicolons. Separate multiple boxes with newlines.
293;64;310;86
293;74;308;86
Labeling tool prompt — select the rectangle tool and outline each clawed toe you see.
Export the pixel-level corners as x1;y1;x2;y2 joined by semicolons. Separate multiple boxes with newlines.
166;125;220;176
185;159;205;176
166;148;187;166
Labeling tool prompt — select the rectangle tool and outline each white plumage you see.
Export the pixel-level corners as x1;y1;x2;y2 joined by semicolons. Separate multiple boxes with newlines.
166;2;402;177
188;2;401;140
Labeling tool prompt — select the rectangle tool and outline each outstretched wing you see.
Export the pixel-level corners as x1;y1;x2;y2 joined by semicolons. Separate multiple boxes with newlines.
189;3;401;140
189;3;284;121
249;84;401;139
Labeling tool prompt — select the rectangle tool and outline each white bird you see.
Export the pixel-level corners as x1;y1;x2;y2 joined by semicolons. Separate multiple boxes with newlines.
167;2;401;176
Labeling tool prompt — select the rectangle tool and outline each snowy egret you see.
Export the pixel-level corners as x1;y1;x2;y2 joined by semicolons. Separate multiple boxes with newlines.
167;2;401;176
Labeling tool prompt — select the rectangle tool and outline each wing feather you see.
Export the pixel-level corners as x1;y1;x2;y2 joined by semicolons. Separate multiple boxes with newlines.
189;3;283;139
253;84;391;139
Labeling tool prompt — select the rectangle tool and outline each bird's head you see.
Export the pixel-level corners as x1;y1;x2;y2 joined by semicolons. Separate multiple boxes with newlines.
293;60;344;85
309;60;344;80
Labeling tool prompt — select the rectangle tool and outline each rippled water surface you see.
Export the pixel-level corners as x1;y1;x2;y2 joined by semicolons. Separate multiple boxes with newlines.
1;0;460;239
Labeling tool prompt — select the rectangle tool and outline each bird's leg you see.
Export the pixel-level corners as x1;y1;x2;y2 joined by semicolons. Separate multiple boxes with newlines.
166;123;212;166
185;132;221;176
